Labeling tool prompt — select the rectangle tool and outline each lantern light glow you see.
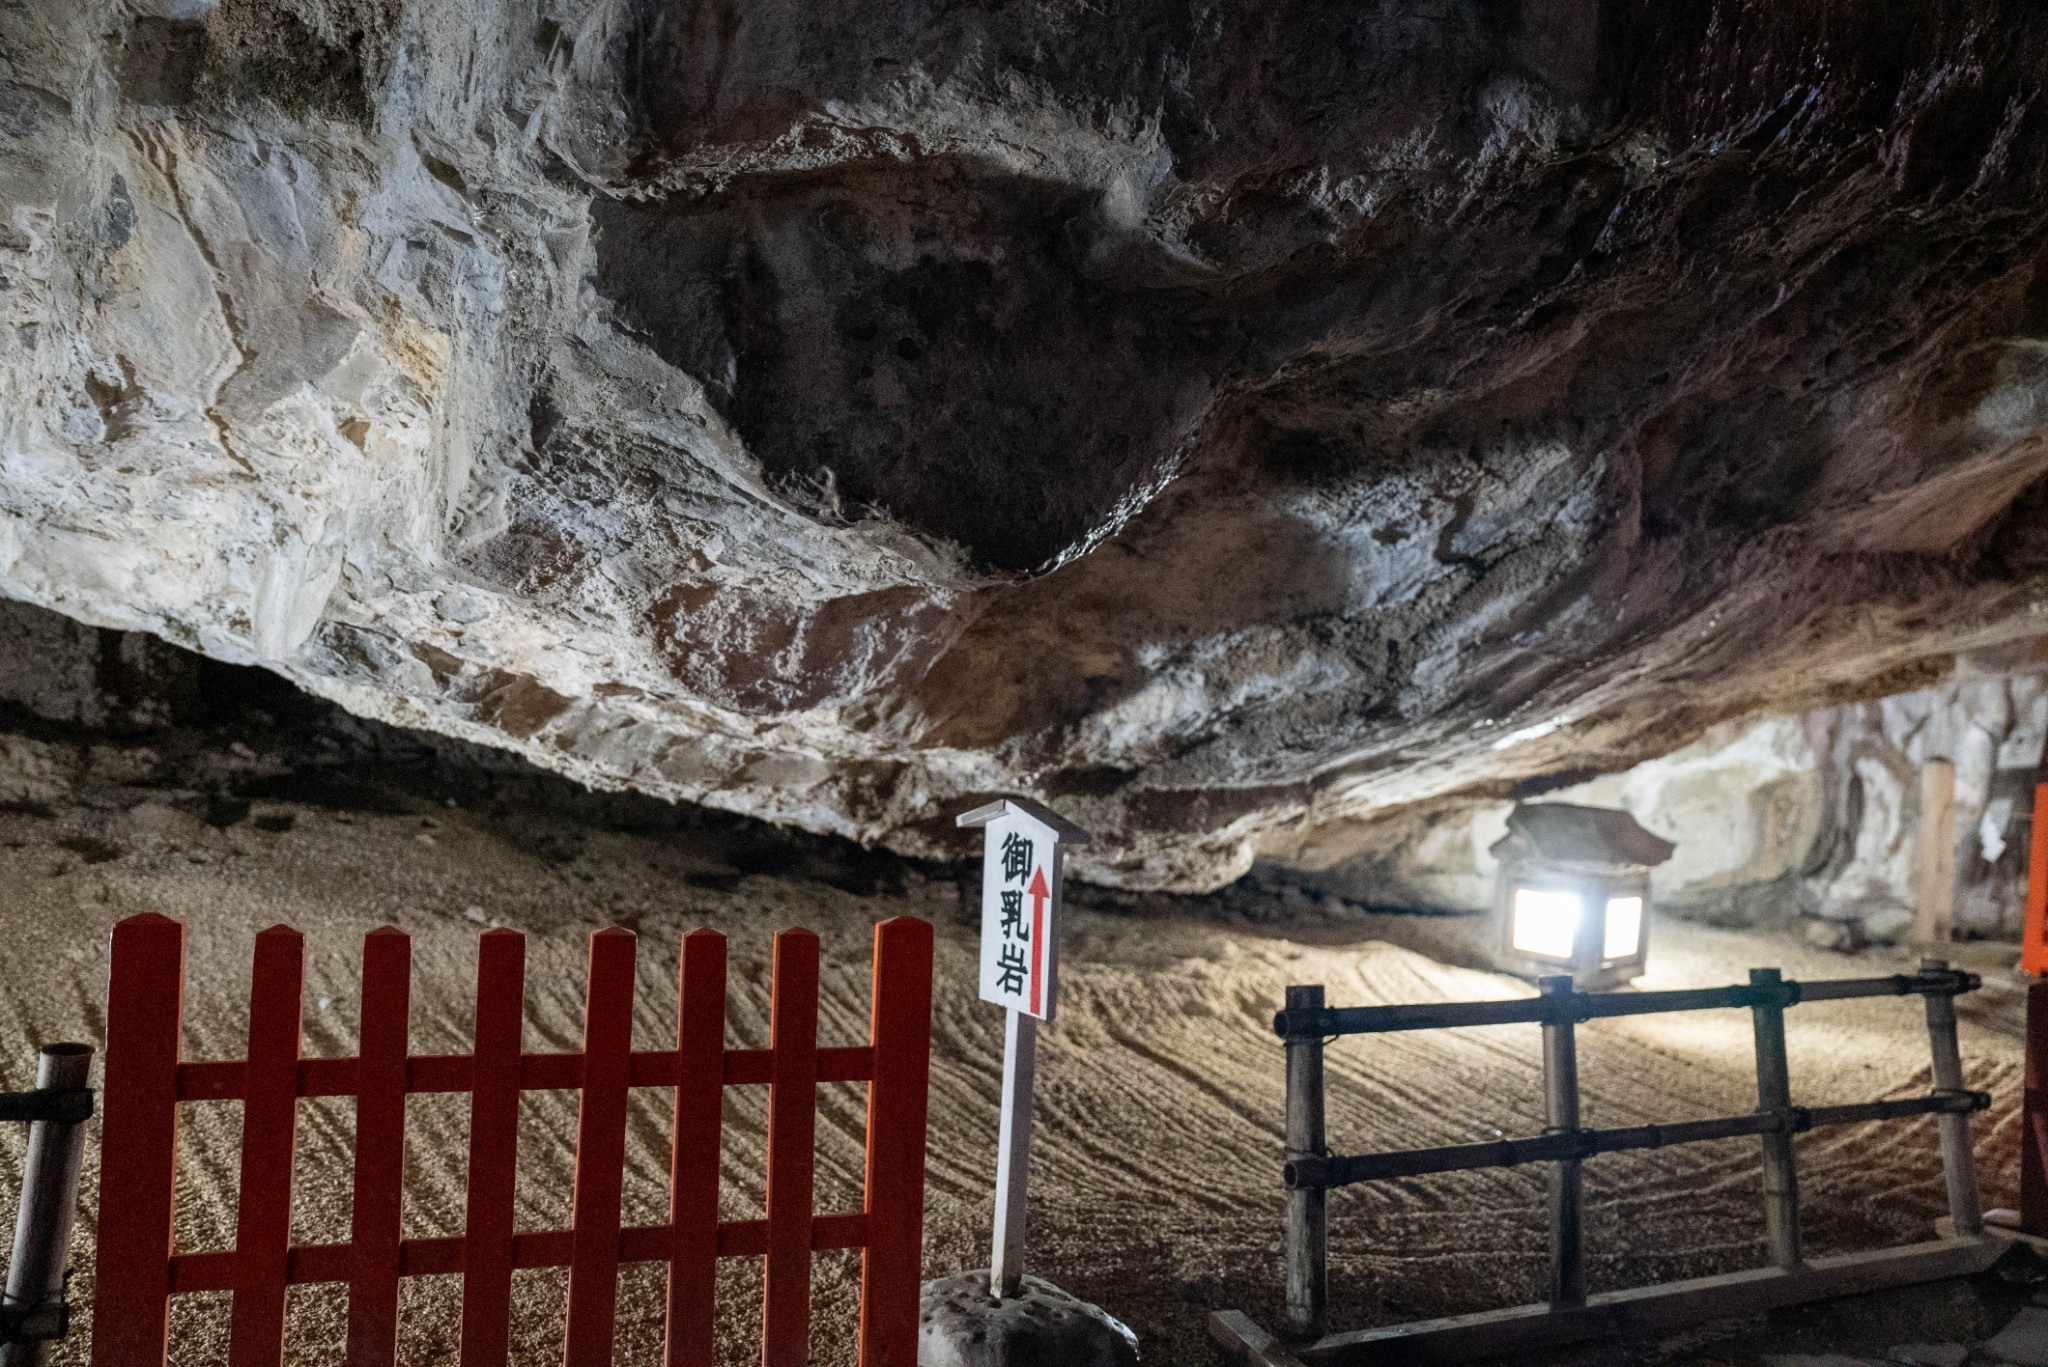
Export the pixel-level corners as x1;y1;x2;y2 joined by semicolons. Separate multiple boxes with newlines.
1509;887;1582;960
1491;804;1675;989
1602;895;1643;960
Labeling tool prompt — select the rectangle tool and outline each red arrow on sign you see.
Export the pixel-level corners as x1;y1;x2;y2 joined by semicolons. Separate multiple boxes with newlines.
1027;866;1050;1015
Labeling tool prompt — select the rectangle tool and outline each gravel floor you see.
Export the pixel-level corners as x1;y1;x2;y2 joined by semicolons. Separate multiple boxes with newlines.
0;721;2031;1365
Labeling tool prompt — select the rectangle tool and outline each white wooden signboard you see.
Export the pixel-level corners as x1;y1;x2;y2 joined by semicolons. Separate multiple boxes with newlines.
971;802;1074;1021
957;797;1087;1297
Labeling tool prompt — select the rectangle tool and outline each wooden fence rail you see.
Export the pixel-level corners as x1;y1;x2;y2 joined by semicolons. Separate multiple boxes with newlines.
92;912;933;1367
1214;959;2005;1367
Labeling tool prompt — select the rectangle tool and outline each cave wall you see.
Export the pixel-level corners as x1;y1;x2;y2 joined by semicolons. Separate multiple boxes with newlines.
1801;652;2048;940
1288;644;2048;941
8;0;2048;887
1276;716;1826;919
0;594;197;730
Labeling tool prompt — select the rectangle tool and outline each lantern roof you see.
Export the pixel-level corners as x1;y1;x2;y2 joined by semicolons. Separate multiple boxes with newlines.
1491;802;1676;873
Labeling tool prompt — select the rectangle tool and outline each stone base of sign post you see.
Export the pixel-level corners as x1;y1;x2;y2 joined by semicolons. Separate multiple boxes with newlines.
919;1272;1140;1367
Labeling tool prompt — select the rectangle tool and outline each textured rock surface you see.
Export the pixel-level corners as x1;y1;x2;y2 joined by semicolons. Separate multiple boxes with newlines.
1888;1346;1970;1367
1802;658;2048;939
1983;1308;2048;1367
10;0;2048;887
919;1274;1140;1367
1289;645;2048;939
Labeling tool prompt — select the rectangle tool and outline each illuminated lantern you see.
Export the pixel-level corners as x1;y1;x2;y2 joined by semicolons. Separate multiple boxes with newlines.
1491;802;1676;990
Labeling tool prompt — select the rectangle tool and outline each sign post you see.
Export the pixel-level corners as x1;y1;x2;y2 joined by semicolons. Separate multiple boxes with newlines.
958;797;1088;1299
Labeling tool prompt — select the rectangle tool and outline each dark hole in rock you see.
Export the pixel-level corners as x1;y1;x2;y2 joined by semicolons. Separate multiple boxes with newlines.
201;793;251;829
200;0;383;124
589;164;1224;573
55;833;120;864
118;18;207;108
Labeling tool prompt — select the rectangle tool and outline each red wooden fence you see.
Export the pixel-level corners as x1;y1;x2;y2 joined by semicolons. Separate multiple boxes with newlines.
91;913;933;1366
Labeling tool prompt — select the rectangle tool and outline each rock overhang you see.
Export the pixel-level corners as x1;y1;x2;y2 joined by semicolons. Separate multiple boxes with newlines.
6;0;2048;889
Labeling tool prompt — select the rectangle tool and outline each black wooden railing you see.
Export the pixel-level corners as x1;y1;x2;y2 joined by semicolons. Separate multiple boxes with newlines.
1275;961;1986;1339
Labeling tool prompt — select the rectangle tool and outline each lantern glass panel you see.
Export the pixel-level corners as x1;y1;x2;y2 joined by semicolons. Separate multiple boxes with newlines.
1603;895;1643;960
1509;886;1582;960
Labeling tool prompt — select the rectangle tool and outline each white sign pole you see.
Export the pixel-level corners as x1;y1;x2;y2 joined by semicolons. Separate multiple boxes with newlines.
990;1006;1036;1297
958;797;1088;1301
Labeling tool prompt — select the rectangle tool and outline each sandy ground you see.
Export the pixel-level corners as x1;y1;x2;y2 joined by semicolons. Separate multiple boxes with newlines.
0;745;2030;1365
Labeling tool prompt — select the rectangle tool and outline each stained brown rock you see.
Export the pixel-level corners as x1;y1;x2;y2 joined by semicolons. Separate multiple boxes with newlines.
5;0;2048;886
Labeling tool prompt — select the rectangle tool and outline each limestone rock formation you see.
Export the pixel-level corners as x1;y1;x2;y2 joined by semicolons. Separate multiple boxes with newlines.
1290;643;2048;940
8;0;2048;887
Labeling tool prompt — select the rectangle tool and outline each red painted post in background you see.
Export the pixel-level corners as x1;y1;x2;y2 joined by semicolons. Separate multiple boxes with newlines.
2027;980;2048;1235
859;918;934;1367
665;929;727;1367
91;913;187;1367
762;930;820;1367
2025;783;2048;1235
2027;782;2048;978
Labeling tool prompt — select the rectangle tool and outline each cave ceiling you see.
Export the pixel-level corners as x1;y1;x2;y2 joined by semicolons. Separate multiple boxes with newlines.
6;0;2048;888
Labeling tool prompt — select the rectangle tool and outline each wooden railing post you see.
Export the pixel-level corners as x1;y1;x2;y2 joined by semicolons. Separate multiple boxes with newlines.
859;918;933;1367
1749;968;1802;1267
1921;958;1983;1236
565;929;637;1366
459;929;525;1367
666;929;728;1367
92;913;186;1367
1914;762;1958;945
2;1041;93;1367
1540;976;1584;1308
1283;985;1327;1341
348;928;411;1367
228;926;306;1367
763;930;820;1367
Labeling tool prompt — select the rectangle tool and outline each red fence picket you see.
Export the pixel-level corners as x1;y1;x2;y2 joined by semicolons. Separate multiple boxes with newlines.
92;911;183;1363
860;914;933;1362
764;930;820;1367
668;929;728;1365
347;926;410;1363
229;926;304;1366
90;914;935;1367
460;928;524;1367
